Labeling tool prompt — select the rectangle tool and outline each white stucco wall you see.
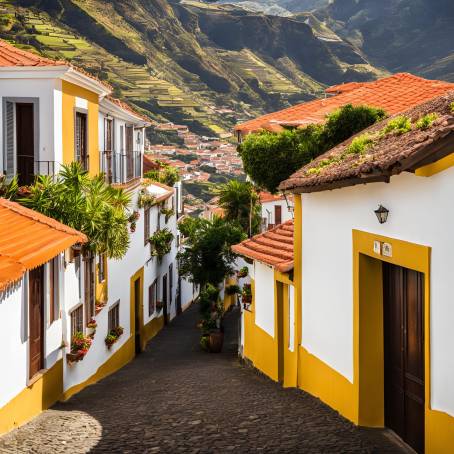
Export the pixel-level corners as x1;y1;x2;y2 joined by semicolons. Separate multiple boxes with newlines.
261;199;293;226
254;261;275;336
0;78;60;174
300;166;454;417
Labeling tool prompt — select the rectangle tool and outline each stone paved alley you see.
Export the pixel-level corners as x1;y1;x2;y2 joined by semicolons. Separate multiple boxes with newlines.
0;304;410;453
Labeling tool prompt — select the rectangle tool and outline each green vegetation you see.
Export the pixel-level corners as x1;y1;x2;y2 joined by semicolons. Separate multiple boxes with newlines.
415;113;439;130
238;104;386;192
149;228;174;261
217;180;261;236
178;216;245;287
144;162;180;187
382;115;412;135
450;103;454;113
345;134;374;156
17;163;131;259
184;182;217;203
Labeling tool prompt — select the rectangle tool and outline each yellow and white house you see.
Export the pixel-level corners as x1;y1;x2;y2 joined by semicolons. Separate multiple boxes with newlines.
276;92;454;453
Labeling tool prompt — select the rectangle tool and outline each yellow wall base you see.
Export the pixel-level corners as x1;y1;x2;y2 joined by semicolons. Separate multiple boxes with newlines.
142;315;165;349
0;359;63;436
62;336;135;401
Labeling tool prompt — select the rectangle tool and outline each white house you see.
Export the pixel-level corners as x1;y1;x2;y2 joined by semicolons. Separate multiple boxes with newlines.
259;192;293;231
0;198;86;434
279;92;454;454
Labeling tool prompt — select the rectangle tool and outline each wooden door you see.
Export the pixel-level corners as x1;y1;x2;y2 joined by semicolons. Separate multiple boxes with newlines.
383;263;425;453
29;265;44;379
275;205;282;225
134;277;142;354
16;103;34;186
162;274;168;325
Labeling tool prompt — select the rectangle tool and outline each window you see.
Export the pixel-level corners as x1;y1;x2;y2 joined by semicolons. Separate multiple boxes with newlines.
84;255;95;323
75;112;88;171
70;305;83;337
108;302;120;332
98;253;106;283
144;207;150;245
75;255;82;301
148;279;157;316
49;257;59;323
104;118;113;151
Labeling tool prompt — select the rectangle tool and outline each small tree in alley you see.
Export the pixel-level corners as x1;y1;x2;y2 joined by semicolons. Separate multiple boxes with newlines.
217;180;261;237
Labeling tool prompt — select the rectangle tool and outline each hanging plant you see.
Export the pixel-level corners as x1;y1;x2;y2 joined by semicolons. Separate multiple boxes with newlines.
105;326;124;349
149;228;174;260
137;189;156;209
225;284;241;295
242;283;252;308
128;210;140;223
237;266;249;278
67;332;92;363
130;221;137;233
160;207;174;223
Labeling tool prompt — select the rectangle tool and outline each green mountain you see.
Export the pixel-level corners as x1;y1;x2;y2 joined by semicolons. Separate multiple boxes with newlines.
315;0;454;82
0;0;383;135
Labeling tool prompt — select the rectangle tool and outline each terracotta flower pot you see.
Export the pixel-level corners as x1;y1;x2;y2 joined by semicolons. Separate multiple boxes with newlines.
208;330;224;353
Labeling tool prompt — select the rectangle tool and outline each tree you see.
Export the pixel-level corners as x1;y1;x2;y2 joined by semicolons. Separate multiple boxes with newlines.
178;216;245;288
238;104;386;193
217;180;261;236
17;163;131;259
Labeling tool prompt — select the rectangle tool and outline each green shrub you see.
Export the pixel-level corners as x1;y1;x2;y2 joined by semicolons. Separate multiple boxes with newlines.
415;113;439;130
238;104;386;192
149;228;174;260
383;115;412;135
450;102;454;113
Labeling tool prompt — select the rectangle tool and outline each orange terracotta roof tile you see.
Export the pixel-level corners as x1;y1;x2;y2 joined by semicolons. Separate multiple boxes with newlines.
106;96;152;124
0;198;87;291
259;191;285;203
235;73;454;134
0;39;112;91
232;220;294;272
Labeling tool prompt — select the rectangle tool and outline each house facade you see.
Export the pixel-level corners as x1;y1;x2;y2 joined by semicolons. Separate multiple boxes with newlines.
259;192;293;231
0;198;87;434
277;93;454;453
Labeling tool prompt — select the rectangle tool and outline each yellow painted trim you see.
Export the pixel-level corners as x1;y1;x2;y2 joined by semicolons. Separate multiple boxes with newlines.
61;80;100;176
415;152;454;177
96;254;108;304
142;315;164;347
130;267;144;353
63;335;135;401
0;359;63;435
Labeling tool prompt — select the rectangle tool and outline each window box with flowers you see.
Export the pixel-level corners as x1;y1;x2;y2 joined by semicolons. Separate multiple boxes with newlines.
105;326;124;349
137;189;156;209
86;318;97;337
148;228;174;261
67;332;92;364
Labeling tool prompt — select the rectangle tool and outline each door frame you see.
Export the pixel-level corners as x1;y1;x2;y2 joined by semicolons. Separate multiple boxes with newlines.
130;267;144;354
2;97;39;177
353;230;430;446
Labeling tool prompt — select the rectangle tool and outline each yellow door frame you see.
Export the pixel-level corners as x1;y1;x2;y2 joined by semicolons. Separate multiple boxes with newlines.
130;267;144;353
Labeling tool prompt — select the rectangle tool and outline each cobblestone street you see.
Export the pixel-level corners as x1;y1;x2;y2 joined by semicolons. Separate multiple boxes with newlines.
0;304;409;454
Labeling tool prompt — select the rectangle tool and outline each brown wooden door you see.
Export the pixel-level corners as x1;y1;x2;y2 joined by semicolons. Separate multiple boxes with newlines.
16;103;34;186
29;265;44;379
383;263;425;453
162;274;168;325
134;278;142;354
275;205;282;225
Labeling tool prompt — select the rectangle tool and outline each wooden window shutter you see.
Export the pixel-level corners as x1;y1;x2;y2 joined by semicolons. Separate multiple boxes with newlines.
5;101;15;178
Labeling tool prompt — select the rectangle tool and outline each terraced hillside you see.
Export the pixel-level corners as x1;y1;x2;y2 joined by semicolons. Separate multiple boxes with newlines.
0;0;383;134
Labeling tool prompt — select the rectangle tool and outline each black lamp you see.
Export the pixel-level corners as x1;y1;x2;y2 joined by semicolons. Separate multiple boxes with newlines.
374;205;389;224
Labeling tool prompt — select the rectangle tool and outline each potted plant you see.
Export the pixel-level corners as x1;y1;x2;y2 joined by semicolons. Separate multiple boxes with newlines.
237;266;249;278
242;283;252;309
149;228;174;260
105;326;124;349
67;332;92;364
86;318;97;336
160;207;174;223
225;284;241;295
137;189;156;208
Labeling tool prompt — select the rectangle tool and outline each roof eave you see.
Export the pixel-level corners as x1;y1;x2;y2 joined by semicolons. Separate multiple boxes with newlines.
62;67;111;97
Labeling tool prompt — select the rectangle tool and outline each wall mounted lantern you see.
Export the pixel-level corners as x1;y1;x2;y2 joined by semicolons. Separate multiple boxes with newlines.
374;205;389;224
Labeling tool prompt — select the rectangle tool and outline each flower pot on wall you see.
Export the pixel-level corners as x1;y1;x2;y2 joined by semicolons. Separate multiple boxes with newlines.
208;330;224;353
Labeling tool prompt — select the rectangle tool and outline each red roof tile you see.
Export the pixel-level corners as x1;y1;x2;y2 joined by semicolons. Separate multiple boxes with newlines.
0;39;112;91
106;96;152;124
232;220;294;272
0;198;87;291
235;73;454;134
259;191;284;203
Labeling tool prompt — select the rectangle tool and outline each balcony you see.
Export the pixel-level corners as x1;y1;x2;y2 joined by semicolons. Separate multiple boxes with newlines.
14;155;58;186
102;151;142;186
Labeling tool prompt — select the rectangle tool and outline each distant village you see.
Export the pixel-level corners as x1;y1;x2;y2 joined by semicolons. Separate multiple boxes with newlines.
145;121;244;217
